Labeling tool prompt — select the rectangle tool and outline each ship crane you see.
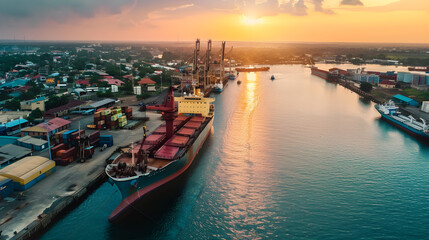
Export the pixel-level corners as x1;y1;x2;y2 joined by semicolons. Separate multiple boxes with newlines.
141;87;176;140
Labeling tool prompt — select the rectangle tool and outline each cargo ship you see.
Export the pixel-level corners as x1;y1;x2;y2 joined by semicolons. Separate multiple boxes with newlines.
106;87;215;223
311;67;329;80
375;100;429;141
235;66;270;72
408;66;429;72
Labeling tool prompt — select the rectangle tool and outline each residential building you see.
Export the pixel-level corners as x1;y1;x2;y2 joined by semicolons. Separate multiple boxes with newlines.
20;97;46;111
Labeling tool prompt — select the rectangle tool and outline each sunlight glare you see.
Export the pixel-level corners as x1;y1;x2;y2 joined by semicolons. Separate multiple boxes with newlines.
242;15;263;25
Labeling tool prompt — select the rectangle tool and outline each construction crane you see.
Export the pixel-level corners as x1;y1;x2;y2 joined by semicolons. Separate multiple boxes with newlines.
193;39;200;87
203;39;212;90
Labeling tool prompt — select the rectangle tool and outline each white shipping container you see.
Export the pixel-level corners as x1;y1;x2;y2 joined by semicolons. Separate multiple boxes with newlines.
421;101;429;113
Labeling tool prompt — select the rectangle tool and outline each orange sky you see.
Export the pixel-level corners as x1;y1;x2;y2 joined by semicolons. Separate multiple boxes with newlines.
1;0;429;43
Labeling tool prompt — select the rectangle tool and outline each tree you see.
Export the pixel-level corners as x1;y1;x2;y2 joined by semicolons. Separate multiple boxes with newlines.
27;108;43;123
360;82;373;93
90;75;100;85
4;99;20;110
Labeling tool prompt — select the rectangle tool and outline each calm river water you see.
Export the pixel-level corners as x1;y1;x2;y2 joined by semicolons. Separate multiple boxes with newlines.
42;64;429;239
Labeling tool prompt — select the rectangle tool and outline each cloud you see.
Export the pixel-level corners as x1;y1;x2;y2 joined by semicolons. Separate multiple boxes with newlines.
0;0;336;30
340;0;364;6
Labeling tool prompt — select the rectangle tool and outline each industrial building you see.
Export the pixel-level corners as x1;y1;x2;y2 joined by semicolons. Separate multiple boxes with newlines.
0;156;55;190
80;98;116;110
0;144;32;168
43;100;85;118
21;117;71;138
392;94;419;107
17;136;49;151
0;119;29;136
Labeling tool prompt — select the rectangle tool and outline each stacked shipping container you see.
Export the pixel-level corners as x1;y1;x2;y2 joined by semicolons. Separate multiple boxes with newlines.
93;106;133;130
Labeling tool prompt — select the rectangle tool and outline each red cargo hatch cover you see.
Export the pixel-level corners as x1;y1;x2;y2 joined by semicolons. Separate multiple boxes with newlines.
184;121;201;129
176;128;195;136
165;135;189;147
145;134;165;145
190;116;205;122
154;145;180;159
176;115;190;121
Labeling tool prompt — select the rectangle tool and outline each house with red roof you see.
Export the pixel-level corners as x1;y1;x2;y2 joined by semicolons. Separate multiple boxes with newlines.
101;79;124;86
137;78;156;92
138;78;156;85
76;80;89;86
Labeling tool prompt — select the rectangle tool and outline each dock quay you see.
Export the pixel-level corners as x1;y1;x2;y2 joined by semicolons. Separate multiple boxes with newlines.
0;109;163;240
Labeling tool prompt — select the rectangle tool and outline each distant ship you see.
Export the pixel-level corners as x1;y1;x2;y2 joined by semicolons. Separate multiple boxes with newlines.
408;66;429;72
106;87;215;223
213;82;223;93
375;101;429;140
235;66;270;72
271;75;275;80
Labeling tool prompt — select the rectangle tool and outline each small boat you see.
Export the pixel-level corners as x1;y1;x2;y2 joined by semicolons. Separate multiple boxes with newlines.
213;82;223;93
271;75;275;80
237;80;242;84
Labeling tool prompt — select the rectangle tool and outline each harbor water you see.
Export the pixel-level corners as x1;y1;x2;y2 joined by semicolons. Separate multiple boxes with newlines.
42;65;429;239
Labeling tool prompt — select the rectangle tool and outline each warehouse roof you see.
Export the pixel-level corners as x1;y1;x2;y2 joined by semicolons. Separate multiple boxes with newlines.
44;100;85;116
17;136;48;146
4;119;28;128
82;98;116;109
393;94;419;106
0;144;32;166
37;118;71;132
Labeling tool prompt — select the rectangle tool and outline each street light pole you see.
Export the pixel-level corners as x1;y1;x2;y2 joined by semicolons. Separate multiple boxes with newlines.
46;122;52;160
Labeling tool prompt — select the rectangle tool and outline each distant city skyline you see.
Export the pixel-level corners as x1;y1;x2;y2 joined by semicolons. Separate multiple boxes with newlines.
0;0;428;43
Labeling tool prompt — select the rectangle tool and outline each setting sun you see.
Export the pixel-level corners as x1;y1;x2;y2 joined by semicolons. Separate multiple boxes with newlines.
241;15;263;25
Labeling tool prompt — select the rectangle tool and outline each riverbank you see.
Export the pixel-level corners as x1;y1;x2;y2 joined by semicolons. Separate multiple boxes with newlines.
0;109;163;240
314;74;429;122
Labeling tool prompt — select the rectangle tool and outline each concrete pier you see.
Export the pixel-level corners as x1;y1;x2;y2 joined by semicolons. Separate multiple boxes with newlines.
0;108;163;240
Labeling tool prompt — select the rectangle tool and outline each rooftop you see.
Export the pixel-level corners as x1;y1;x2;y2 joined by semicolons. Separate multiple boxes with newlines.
138;78;156;85
18;135;48;146
44;100;85;116
0;144;32;166
36;117;71;131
